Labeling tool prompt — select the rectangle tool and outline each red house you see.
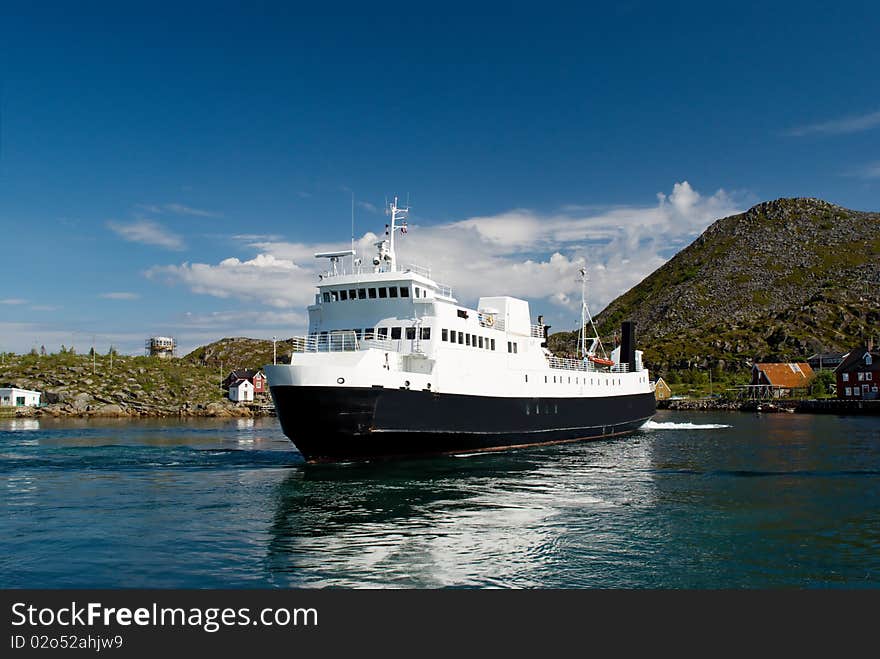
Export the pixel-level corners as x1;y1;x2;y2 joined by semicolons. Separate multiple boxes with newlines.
221;369;267;395
835;340;880;400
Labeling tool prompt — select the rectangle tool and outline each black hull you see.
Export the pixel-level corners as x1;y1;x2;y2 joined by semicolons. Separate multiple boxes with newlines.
270;385;656;463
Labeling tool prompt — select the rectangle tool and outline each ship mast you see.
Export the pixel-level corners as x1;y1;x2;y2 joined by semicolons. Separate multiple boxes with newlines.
384;196;409;272
577;267;607;359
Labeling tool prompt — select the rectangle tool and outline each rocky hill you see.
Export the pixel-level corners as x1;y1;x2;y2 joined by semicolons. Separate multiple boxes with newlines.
551;198;879;372
0;351;253;418
184;336;297;368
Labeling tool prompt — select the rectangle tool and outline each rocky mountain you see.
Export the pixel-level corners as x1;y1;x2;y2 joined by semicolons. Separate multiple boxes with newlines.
184;336;297;368
551;198;879;372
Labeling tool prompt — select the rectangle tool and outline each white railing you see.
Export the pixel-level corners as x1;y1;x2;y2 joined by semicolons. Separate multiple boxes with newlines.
530;324;546;338
436;283;455;299
291;332;403;354
478;314;505;331
403;263;432;278
547;356;632;373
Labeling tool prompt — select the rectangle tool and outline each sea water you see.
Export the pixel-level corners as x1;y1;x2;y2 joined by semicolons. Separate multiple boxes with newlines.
1;411;878;588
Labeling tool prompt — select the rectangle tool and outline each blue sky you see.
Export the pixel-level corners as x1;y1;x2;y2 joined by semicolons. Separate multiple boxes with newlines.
1;1;879;354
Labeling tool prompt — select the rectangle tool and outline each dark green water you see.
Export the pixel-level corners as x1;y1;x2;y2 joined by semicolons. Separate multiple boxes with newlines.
1;411;878;588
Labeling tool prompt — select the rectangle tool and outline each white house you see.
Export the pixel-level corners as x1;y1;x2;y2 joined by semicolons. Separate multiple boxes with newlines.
0;387;42;407
228;379;254;403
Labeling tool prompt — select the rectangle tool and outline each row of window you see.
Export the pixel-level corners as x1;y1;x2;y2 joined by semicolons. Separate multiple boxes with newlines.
844;385;878;396
330;327;431;340
321;285;431;303
441;329;496;351
842;372;873;382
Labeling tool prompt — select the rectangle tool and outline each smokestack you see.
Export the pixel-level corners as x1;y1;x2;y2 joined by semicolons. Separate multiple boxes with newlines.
620;321;636;371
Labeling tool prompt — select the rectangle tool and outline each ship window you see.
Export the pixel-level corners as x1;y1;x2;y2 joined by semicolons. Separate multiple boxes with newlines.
421;327;431;340
545;376;548;383
457;309;468;319
391;327;402;339
513;343;518;354
458;332;464;345
400;287;410;297
415;286;420;298
339;289;348;301
348;289;357;299
525;374;528;382
406;327;416;340
357;288;367;299
442;329;448;342
368;288;377;299
507;342;512;353
466;334;471;346
389;287;398;298
478;336;484;349
331;290;339;301
378;327;388;338
322;292;331;303
378;287;387;298
568;377;570;384
491;339;495;350
553;376;556;383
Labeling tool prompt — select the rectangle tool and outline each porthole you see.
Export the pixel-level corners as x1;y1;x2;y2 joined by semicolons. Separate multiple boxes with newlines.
404;380;411;388
337;377;345;384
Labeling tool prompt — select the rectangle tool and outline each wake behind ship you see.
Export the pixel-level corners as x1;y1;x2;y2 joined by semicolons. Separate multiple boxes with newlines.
265;198;656;462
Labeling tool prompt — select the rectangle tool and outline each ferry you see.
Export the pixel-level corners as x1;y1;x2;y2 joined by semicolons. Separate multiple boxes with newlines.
264;198;656;462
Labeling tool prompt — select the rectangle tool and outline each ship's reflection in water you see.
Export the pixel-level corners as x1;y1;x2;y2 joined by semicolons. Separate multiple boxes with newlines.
265;435;659;588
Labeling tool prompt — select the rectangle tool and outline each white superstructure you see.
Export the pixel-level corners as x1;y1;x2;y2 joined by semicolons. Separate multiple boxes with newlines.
267;198;652;400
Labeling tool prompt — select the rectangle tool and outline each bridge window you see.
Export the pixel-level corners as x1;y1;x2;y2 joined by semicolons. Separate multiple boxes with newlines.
339;289;348;301
322;292;331;303
457;309;468;319
378;287;388;298
389;287;399;298
406;327;416;340
391;327;402;340
368;288;377;299
421;327;431;340
414;286;420;298
400;287;410;297
348;289;357;299
442;329;448;342
331;290;339;301
378;327;388;338
357;288;366;299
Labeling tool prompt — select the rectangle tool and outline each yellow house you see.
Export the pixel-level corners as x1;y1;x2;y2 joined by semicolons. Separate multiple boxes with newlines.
653;378;672;401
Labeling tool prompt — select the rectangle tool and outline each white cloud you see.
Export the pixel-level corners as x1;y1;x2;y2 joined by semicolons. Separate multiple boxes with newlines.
356;200;380;214
147;254;313;308
787;109;880;136
847;161;880;179
1;298;27;305
107;219;185;250
147;181;741;331
100;292;140;300
137;203;219;217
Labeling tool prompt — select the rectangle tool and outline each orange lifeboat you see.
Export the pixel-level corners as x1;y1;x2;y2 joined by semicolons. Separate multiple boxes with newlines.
588;355;615;367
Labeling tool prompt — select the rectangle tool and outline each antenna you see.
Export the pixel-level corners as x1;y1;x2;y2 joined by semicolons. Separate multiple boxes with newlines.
351;191;355;255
